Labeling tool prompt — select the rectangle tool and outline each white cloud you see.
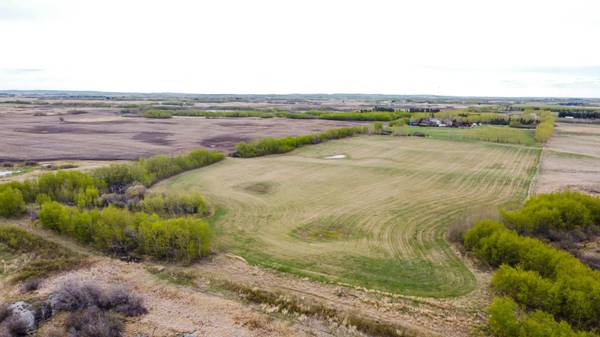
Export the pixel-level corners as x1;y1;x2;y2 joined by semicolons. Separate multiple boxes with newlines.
0;0;599;97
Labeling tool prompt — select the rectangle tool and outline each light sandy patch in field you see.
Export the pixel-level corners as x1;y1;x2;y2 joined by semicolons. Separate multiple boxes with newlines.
155;136;538;297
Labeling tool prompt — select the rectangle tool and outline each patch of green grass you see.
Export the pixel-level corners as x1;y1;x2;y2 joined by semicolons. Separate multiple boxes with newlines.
336;255;473;296
290;216;365;242
396;125;537;146
206;207;227;228
0;225;85;282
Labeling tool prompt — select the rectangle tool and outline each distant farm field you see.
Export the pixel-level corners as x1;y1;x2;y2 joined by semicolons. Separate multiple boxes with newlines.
155;136;540;297
400;125;537;146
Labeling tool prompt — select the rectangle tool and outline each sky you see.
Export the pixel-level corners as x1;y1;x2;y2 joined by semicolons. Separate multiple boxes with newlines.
1;0;599;97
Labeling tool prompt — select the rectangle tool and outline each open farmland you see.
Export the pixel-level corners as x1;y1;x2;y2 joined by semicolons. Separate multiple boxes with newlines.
155;136;540;297
398;125;536;146
535;122;600;195
0;108;364;161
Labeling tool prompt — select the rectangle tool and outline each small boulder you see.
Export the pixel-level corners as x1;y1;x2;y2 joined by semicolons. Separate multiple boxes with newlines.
7;301;35;331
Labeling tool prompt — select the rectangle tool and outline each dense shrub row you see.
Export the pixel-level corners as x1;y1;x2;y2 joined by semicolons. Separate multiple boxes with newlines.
39;202;211;262
534;111;555;143
141;109;173;118
488;297;597;337
464;220;600;331
0;148;222;211
172;110;278;118
139;108;414;122
319;111;410;121
410;110;512;125
0;170;102;205
501;192;600;235
92;148;224;192
235;126;368;157
558;111;600;119
137;192;208;218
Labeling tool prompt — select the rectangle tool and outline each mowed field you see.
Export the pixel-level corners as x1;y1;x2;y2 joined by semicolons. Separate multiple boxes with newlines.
155;136;540;297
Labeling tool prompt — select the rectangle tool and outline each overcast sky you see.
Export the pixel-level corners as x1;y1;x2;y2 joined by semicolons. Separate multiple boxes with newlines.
1;0;599;97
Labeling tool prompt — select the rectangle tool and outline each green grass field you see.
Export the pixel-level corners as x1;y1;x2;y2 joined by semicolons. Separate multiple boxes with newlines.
154;136;540;297
398;125;537;146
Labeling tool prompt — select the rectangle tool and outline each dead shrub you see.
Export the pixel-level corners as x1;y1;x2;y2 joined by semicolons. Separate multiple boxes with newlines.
97;286;147;316
52;281;146;316
21;278;40;293
3;315;29;336
52;281;103;312
66;306;123;337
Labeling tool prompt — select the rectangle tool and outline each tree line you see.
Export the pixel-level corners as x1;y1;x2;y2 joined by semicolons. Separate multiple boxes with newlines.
138;109;413;122
234;126;369;158
534;111;555;143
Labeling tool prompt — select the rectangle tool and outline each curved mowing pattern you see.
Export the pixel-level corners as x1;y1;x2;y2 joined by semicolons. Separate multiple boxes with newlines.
155;136;539;297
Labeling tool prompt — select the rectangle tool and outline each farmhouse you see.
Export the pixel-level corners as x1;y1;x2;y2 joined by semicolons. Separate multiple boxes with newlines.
416;117;453;127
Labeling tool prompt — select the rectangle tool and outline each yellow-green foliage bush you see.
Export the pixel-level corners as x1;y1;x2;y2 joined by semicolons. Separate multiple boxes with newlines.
501;192;600;235
0;187;26;217
0;170;103;204
535;111;555;143
38;202;211;262
138;217;210;261
139;193;208;218
488;297;597;337
464;220;600;331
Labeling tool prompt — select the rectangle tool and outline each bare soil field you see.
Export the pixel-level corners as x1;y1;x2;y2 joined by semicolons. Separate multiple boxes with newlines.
534;123;600;195
0;107;364;161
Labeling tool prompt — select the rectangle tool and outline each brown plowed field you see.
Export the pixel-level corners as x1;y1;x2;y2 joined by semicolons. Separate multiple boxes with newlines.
0;108;364;161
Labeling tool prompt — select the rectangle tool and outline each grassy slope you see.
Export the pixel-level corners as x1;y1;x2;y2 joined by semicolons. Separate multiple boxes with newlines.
155;136;539;297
